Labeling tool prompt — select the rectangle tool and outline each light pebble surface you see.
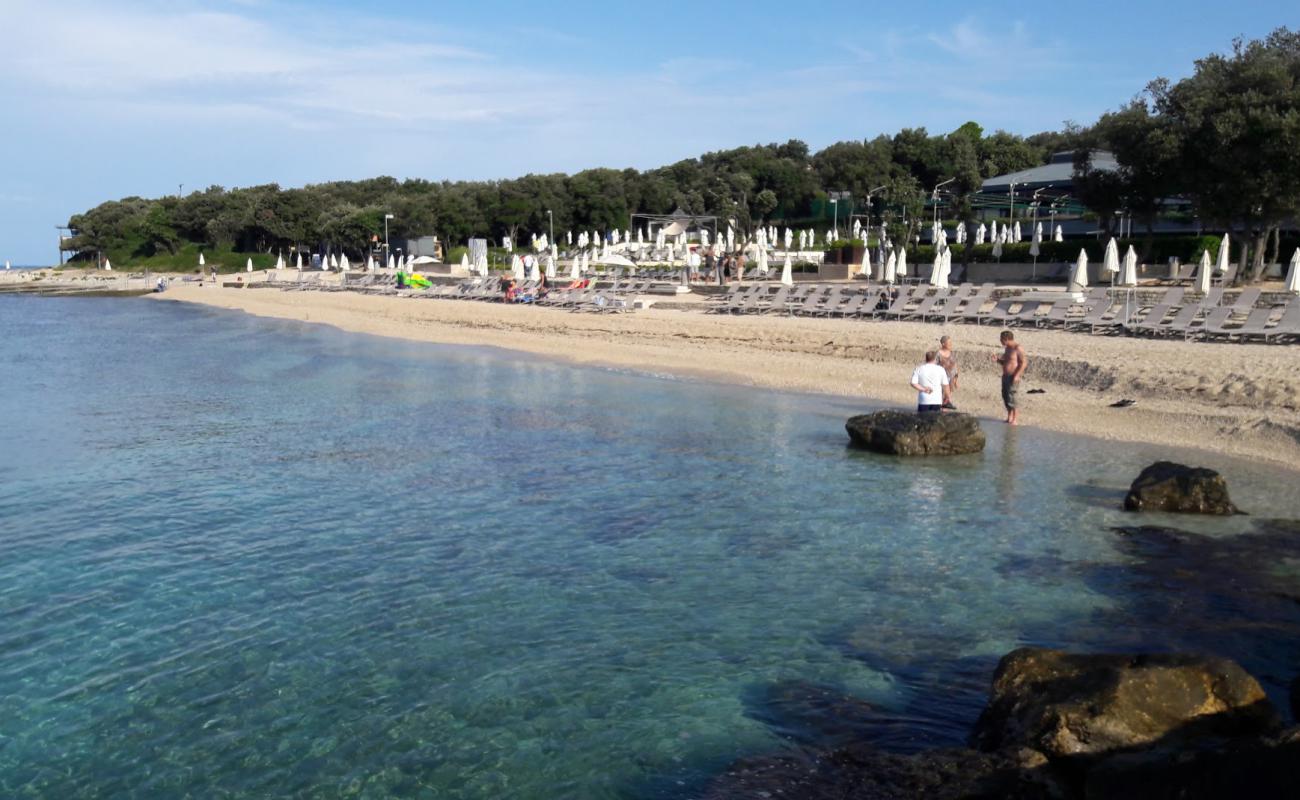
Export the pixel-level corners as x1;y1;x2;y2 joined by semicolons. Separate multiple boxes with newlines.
154;284;1300;470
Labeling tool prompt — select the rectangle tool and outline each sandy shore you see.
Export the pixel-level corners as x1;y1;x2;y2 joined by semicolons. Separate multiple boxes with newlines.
151;284;1300;468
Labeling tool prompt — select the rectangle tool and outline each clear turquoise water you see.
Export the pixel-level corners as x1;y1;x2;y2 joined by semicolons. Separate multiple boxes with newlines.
2;295;1298;799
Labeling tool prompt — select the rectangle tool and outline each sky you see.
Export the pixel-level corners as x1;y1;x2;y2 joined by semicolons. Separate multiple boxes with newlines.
0;0;1294;264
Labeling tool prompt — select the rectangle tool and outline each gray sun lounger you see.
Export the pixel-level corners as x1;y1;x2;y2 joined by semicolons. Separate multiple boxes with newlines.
1264;299;1300;343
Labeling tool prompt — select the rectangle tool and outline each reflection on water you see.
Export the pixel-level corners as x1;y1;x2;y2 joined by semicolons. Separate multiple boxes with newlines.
0;295;1298;799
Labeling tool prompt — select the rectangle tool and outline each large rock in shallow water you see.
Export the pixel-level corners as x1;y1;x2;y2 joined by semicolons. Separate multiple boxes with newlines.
1123;461;1238;514
971;648;1279;759
846;410;985;456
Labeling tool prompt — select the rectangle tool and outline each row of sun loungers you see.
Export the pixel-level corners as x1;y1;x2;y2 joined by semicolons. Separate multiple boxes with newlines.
706;283;1300;343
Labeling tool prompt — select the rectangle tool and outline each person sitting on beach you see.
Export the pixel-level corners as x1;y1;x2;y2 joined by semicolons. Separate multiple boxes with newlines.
937;335;959;410
910;351;949;414
501;277;516;302
992;330;1028;425
875;289;891;311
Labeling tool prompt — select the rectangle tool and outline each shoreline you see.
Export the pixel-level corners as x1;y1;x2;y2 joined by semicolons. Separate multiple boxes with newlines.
149;284;1300;470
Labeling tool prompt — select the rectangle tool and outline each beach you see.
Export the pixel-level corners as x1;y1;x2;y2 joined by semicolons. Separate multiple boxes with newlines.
153;284;1300;468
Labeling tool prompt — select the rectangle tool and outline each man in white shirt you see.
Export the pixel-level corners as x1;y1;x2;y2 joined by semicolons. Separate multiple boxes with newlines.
910;351;950;414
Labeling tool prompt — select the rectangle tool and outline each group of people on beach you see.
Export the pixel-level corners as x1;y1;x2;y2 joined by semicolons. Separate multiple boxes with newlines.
909;331;1028;425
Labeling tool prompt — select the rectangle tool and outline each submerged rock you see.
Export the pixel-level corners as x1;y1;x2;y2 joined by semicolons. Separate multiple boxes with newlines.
971;648;1280;758
701;741;1062;800
846;410;985;456
1123;461;1239;514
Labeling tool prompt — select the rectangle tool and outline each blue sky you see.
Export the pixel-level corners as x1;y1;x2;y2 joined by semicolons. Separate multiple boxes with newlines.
0;0;1294;263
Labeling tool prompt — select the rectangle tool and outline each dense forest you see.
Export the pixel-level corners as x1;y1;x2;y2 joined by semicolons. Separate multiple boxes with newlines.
65;28;1299;280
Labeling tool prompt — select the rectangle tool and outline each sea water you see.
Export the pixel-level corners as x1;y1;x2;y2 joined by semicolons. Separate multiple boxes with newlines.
1;295;1298;799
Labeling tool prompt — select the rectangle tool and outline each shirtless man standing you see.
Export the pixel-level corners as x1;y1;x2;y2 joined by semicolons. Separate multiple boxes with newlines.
992;330;1028;425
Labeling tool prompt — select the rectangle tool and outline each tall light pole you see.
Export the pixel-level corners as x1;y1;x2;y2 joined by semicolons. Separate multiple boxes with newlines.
384;213;394;263
932;178;955;241
830;198;838;240
546;209;553;247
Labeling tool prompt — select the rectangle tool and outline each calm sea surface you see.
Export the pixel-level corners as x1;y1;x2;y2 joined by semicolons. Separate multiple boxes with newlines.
2;295;1299;798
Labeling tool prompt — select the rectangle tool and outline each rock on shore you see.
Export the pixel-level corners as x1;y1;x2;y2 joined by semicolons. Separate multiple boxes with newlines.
704;647;1297;799
971;648;1279;758
1123;461;1239;514
846;410;986;456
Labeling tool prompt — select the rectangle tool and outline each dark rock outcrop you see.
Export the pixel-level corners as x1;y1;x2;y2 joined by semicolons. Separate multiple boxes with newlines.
846;410;985;456
1123;461;1239;514
971;648;1279;758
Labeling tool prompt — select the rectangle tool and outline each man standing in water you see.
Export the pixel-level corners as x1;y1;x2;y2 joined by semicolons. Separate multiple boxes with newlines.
992;330;1028;425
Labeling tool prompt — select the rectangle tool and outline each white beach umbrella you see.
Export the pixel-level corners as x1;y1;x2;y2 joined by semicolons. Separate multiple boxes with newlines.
1284;248;1300;295
581;251;590;275
1029;225;1041;258
1070;249;1089;290
1054;224;1064;243
1196;250;1213;294
296;253;303;270
569;256;580;280
329;254;338;269
246;258;253;273
896;247;908;279
884;250;897;284
780;254;793;286
929;248;944;287
104;258;112;271
511;255;524;281
387;254;394;270
528;256;540;282
1215;234;1231;274
1013;221;1022;243
784;228;793;250
1102;238;1120;279
976;223;987;246
992;238;1003;260
567;230;573;246
757;246;769;275
989;220;998;244
274;255;284;270
199;252;205;267
545;255;556;279
460;253;469;270
340;255;351;273
955;221;966;244
1120;245;1138;287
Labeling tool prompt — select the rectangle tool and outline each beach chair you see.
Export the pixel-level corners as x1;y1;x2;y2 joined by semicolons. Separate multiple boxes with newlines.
1227;307;1278;343
898;289;948;321
1264;298;1300;343
872;286;914;319
790;286;830;316
1142;302;1203;338
760;285;793;313
833;292;873;318
1188;306;1235;341
1006;300;1045;326
813;287;848;317
1065;297;1122;334
937;284;992;323
1226;287;1261;312
1124;289;1185;335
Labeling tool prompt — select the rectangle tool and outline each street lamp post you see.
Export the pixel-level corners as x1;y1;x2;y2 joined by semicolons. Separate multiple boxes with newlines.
547;210;553;248
932;178;955;242
830;198;838;240
384;213;394;265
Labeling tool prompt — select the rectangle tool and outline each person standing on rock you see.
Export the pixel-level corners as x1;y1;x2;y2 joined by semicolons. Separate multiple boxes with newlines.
992;330;1028;425
937;335;959;410
910;351;949;414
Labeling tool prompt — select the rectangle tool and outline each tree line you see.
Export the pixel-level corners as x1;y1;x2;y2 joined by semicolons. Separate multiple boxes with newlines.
65;28;1298;281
